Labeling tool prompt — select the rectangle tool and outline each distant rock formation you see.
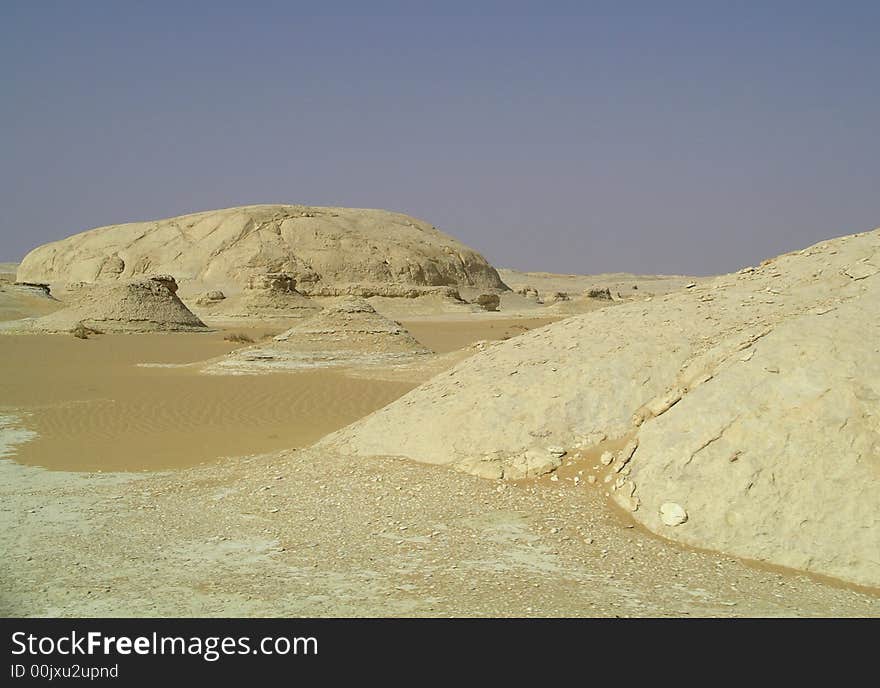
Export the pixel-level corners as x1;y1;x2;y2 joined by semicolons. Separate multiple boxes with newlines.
323;227;880;589
472;294;500;311
205;297;431;372
17;205;508;297
1;275;207;333
193;272;320;321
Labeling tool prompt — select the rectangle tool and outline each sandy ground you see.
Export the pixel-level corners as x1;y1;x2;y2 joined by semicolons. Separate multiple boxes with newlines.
498;268;698;298
400;317;559;353
0;334;413;472
2;447;877;617
1;276;877;617
0;319;555;472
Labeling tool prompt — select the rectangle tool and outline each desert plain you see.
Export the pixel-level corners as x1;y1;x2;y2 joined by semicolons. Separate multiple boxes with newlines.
0;205;877;617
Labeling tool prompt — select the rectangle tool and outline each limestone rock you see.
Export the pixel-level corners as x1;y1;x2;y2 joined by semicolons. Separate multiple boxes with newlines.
660;502;688;526
473;293;501;311
454;456;503;480
1;276;207;333
205;297;431;372
194;271;319;321
17;205;508;297
502;449;563;480
196;290;226;305
323;227;880;588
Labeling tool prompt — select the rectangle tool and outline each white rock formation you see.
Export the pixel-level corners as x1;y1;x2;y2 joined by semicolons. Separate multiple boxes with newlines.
0;275;207;333
324;228;880;588
205;297;430;372
192;272;320;321
16;205;508;296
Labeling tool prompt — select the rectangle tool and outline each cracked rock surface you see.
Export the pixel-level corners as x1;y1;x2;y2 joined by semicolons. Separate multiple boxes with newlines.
0;276;207;334
324;228;880;588
16;205;508;296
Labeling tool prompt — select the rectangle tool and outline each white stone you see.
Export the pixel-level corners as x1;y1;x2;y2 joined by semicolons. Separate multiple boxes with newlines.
660;502;688;526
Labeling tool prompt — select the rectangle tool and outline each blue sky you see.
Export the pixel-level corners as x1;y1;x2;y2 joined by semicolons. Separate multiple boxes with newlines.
1;1;878;274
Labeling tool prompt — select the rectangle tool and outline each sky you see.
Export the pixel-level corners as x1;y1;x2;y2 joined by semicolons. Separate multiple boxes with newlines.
1;1;878;275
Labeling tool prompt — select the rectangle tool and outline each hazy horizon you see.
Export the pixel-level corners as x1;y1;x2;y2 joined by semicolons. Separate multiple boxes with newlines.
2;2;878;275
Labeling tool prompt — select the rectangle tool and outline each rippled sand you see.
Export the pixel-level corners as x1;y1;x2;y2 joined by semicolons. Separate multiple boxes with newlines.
0;317;556;472
0;332;415;471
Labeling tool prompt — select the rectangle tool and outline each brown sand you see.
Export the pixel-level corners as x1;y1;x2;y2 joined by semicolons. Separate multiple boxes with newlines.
0;319;552;472
401;316;560;353
0;332;415;471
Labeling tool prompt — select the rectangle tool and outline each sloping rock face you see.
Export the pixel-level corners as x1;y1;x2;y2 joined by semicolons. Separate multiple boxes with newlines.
17;205;507;295
193;272;320;321
1;276;207;333
324;228;880;588
206;297;431;372
0;282;61;322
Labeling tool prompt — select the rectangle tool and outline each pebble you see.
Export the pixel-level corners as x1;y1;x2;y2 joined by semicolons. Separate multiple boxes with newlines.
660;502;688;526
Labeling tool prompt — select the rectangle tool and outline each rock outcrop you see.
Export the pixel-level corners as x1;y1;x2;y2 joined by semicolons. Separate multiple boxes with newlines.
206;297;431;372
193;272;320;321
0;275;207;333
323;228;880;588
473;294;501;311
0;281;61;322
17;205;508;296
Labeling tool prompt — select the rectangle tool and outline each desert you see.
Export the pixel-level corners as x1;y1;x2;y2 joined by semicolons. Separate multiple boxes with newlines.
3;5;880;630
1;204;878;618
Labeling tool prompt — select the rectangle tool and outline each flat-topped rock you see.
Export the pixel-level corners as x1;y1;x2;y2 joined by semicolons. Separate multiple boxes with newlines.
17;205;508;297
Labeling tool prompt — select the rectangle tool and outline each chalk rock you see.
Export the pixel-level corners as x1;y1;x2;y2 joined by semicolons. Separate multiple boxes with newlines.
17;205;508;297
660;502;688;526
323;227;880;588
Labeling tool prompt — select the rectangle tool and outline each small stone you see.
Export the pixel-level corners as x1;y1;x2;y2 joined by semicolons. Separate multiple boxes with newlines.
547;446;566;457
600;451;614;466
660;502;688;526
